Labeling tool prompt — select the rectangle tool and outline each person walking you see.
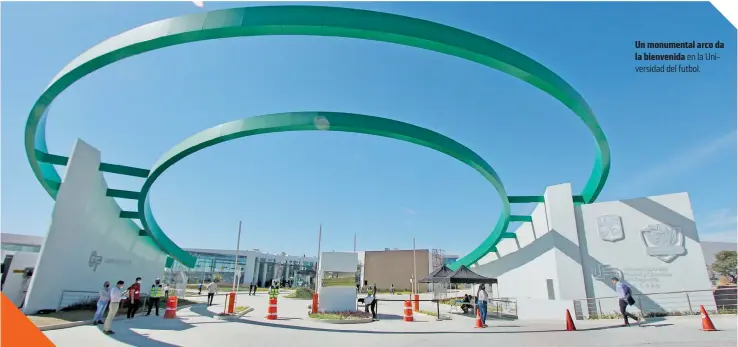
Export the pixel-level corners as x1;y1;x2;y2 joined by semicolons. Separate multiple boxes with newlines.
93;281;110;325
248;281;254;296
126;277;142;319
612;277;639;326
477;284;489;328
198;282;203;295
163;283;169;298
207;280;217;306
390;284;395;295
103;280;125;335
146;278;164;316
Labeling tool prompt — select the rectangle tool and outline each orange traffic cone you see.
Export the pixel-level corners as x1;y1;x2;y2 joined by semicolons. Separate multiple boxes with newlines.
699;305;717;331
474;308;483;328
403;300;414;322
163;296;178;319
565;309;576;331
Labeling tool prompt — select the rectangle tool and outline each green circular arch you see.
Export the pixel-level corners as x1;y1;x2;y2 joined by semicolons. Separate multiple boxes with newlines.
24;5;611;268
140;112;511;267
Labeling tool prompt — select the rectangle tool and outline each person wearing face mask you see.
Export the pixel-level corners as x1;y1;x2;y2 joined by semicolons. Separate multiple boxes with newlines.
146;278;164;316
93;281;111;325
104;280;125;335
126;277;142;319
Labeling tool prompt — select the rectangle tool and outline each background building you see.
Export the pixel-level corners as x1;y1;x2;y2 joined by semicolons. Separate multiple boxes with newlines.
1;234;44;290
170;248;317;287
362;249;431;291
0;233;317;292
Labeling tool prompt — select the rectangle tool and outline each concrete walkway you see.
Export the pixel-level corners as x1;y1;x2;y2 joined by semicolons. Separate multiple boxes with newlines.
44;292;738;347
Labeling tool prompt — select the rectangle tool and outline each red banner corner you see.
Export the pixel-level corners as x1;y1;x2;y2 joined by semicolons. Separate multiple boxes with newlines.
1;292;55;347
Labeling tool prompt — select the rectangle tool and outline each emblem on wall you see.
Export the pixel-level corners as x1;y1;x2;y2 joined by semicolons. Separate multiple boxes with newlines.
89;251;103;272
596;215;625;242
640;224;686;263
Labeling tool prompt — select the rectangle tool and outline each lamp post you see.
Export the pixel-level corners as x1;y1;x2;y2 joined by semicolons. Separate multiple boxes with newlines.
316;224;322;291
413;237;417;294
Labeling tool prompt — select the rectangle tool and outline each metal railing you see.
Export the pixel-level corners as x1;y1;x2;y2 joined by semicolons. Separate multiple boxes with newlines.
434;296;518;319
572;287;737;320
57;290;99;311
57;290;158;313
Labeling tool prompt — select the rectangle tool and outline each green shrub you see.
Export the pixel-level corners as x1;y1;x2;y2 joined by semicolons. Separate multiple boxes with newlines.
286;287;314;300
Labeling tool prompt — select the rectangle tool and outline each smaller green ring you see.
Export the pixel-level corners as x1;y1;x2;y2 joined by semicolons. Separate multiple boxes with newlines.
138;111;511;268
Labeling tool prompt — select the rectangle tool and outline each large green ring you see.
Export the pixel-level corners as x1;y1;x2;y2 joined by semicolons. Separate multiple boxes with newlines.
141;112;510;267
25;6;610;268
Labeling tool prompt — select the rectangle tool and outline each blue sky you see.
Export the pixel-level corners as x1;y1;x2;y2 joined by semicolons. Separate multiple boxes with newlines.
2;2;736;258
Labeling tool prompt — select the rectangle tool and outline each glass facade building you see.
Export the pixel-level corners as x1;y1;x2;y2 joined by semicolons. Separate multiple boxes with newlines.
170;251;250;285
168;249;317;287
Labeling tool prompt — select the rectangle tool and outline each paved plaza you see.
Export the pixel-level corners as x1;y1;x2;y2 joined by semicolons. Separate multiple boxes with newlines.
43;292;737;347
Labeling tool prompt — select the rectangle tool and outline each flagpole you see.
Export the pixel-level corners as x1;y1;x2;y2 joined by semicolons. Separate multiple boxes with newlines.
353;233;357;253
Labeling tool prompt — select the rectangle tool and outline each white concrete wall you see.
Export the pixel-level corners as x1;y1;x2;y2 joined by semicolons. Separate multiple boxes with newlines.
23;140;168;314
516;298;575;320
472;184;714;318
546;184;588;301
577;192;715;313
318;287;358;312
475;200;561;300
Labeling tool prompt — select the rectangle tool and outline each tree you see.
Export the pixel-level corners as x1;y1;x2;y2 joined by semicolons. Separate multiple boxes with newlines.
711;250;737;283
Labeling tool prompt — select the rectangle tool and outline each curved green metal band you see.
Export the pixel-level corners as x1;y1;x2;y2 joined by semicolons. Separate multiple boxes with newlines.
140;112;511;267
24;5;610;268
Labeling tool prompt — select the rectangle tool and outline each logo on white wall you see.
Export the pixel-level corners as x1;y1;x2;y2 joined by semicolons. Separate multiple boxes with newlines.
596;215;625;242
89;251;103;271
591;264;624;281
88;251;132;272
640;224;686;263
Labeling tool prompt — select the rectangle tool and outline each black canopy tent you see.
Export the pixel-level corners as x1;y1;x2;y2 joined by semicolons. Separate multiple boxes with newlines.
418;264;454;283
446;265;497;284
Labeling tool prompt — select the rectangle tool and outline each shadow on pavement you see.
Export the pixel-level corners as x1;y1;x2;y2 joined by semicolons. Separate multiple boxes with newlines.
189;304;218;319
376;313;404;321
99;314;196;347
231;316;629;335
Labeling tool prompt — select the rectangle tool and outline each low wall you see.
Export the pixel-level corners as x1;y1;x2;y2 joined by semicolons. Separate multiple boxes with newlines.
319;287;357;312
516;298;575;320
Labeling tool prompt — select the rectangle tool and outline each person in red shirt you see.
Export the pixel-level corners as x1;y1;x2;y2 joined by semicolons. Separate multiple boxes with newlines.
126;277;142;319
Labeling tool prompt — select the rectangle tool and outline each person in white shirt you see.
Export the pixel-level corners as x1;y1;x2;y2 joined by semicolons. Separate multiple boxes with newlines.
477;284;489;328
93;281;110;325
207;281;218;306
104;280;125;334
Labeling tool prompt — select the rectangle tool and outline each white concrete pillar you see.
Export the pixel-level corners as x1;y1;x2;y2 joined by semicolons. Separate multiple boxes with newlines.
543;183;588;300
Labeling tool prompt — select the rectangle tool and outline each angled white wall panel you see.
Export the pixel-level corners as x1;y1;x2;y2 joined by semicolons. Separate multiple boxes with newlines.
23;140;167;314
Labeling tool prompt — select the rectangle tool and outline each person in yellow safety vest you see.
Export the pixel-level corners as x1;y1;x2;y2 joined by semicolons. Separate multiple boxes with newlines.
269;280;280;300
146;278;165;316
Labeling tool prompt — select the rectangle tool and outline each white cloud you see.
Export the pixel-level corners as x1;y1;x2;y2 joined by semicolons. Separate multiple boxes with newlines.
699;208;737;243
618;130;736;193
